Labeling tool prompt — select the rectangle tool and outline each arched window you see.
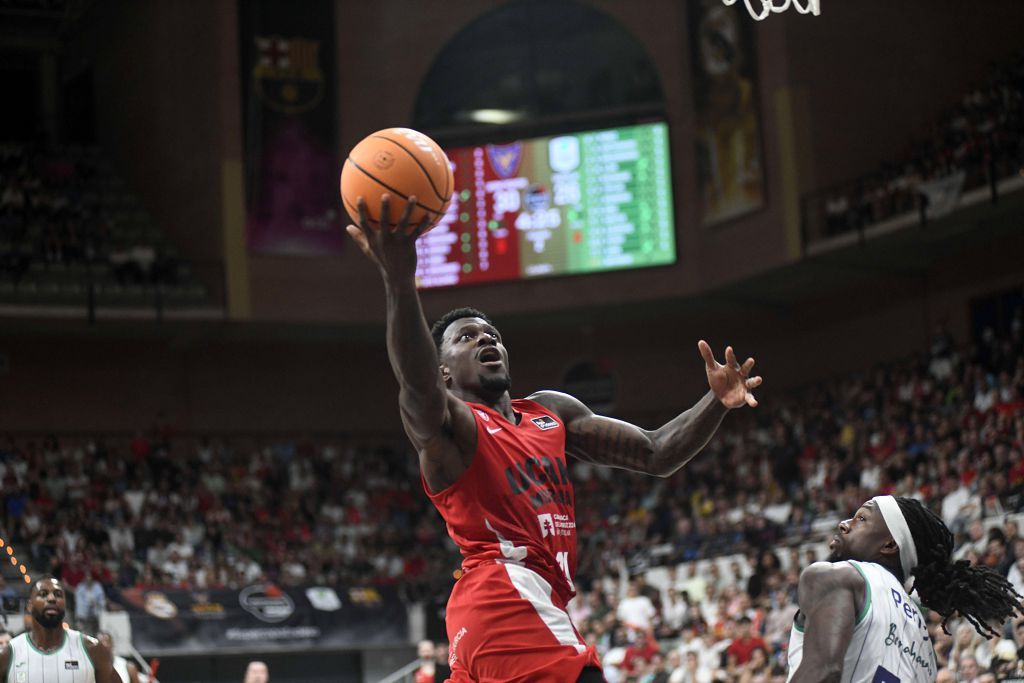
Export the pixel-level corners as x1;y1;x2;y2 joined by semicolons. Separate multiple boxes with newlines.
414;0;664;133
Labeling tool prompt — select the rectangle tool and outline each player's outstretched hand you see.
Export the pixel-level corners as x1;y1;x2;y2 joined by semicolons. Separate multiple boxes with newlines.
345;194;432;281
698;340;762;409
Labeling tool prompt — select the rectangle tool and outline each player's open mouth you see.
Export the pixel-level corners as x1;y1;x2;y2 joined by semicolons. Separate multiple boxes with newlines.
478;348;502;365
44;607;59;615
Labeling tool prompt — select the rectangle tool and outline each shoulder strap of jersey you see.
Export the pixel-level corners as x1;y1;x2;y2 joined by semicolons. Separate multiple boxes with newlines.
844;560;874;625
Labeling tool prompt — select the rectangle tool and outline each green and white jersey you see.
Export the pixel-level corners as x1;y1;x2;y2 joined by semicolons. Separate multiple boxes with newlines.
5;629;97;683
787;560;937;683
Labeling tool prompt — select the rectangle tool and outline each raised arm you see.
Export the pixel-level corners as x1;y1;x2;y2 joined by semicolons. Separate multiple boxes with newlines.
530;341;760;476
347;196;476;488
789;562;865;683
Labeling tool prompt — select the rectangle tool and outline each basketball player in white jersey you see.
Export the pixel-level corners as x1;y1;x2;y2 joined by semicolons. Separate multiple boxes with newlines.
0;576;121;683
98;632;139;683
788;496;1023;683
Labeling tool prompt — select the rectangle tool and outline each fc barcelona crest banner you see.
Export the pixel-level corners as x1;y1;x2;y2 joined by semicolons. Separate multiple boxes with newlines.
239;0;343;255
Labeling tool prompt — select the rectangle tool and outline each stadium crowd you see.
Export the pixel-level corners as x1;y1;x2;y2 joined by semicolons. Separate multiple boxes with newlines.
817;53;1024;238
1;303;1023;680
0;143;181;289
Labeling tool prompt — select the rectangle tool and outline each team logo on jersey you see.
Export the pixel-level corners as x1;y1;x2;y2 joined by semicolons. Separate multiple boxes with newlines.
475;409;490;422
486;142;523;179
16;671;25;683
531;415;559;430
537;513;554;538
64;661;80;670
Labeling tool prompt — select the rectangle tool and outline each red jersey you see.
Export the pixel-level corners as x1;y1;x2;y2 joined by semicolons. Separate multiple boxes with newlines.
425;399;579;605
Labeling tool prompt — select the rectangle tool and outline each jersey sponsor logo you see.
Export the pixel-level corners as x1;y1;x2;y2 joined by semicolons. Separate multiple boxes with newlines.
538;513;576;538
239;584;295;623
449;626;467;665
486;426;503;435
15;671;26;683
531;415;559;430
884;622;934;673
64;661;80;670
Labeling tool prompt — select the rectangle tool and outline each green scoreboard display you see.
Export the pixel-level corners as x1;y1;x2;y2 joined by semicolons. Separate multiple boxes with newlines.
415;122;676;288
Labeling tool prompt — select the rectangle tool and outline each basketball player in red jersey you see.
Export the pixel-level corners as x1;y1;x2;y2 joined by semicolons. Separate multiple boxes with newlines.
347;196;762;683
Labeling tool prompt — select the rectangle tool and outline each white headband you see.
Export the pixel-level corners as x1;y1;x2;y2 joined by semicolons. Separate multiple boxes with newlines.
872;495;918;591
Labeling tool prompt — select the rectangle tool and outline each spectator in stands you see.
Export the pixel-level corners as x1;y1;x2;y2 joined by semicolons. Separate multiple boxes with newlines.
242;660;269;683
621;629;660;677
0;575;16;602
958;655;980;683
725;616;766;672
618;580;657;632
433;642;452;683
414;639;436;683
74;570;106;634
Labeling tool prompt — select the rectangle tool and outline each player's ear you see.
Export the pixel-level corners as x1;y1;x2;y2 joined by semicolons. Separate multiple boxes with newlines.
440;363;452;386
880;537;900;558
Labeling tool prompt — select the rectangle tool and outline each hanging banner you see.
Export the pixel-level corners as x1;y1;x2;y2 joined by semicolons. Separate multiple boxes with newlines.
239;0;343;254
120;584;408;654
688;0;766;225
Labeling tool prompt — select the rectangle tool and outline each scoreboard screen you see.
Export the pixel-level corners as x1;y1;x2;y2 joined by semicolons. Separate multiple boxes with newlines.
415;122;676;289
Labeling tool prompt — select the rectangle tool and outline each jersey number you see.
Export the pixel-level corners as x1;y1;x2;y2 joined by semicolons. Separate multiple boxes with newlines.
872;666;900;683
555;551;574;591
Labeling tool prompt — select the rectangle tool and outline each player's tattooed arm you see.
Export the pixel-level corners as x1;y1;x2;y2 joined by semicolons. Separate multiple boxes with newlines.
789;562;865;683
544;340;760;475
532;389;729;476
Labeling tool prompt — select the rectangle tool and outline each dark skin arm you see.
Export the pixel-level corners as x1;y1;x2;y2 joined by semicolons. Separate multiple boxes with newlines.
348;199;762;486
347;196;478;492
789;562;866;683
126;660;141;683
0;644;8;677
530;342;761;477
84;636;123;683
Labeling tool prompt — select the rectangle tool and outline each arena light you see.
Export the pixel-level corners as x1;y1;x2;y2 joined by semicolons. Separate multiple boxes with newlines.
10;557;16;566
23;576;30;584
464;109;525;125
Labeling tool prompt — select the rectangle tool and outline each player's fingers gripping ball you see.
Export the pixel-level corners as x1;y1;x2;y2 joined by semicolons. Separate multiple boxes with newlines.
340;127;454;233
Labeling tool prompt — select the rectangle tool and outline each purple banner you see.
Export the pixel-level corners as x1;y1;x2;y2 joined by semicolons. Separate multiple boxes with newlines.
240;0;343;255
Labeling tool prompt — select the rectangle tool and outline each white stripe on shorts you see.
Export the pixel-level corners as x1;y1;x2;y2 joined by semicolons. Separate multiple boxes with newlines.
503;562;587;654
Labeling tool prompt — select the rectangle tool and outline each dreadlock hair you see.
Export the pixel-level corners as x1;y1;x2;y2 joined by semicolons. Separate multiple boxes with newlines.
430;307;493;351
897;496;1023;637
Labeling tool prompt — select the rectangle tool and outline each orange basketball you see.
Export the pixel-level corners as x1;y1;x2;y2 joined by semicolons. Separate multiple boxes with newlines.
340;127;454;233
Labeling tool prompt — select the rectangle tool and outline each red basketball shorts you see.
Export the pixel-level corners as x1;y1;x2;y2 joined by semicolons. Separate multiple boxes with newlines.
443;561;602;682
